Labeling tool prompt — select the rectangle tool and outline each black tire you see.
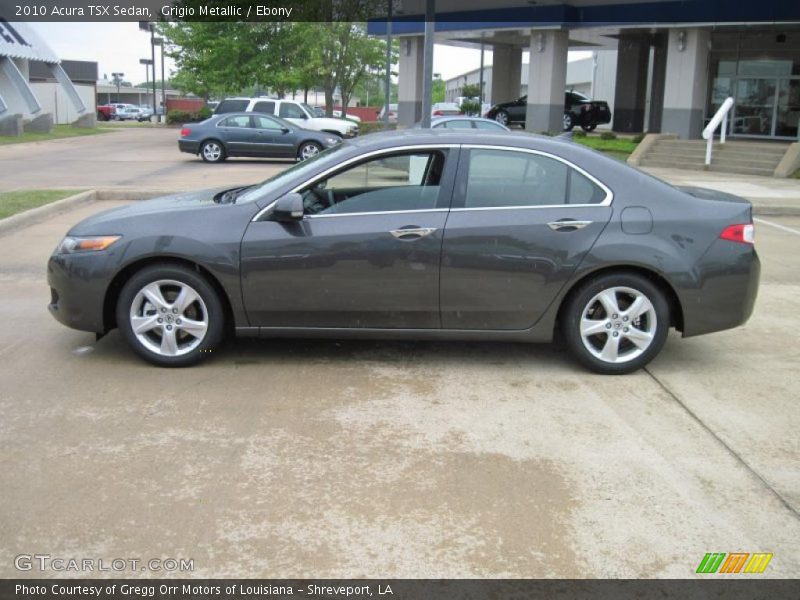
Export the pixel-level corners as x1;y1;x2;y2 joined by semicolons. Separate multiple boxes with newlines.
297;141;323;161
116;264;225;367
581;124;597;132
200;139;226;163
563;112;575;131
494;110;510;126
561;272;670;375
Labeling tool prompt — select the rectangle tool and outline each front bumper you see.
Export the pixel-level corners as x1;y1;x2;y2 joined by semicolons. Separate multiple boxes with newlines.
47;252;113;334
178;139;201;154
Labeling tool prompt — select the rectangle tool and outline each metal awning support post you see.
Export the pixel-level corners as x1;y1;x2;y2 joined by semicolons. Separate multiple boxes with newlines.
0;56;41;114
47;62;86;114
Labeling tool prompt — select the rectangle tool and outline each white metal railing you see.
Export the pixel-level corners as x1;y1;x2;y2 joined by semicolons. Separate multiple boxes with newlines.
702;96;734;166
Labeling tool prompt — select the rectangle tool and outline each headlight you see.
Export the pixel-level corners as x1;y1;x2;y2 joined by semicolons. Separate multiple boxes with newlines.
57;235;121;254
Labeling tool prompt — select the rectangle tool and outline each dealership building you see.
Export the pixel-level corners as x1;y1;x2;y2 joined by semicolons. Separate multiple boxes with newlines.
370;0;800;142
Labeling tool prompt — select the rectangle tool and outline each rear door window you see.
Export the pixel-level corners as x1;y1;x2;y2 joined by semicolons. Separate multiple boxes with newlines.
253;100;275;115
219;115;252;128
464;149;606;207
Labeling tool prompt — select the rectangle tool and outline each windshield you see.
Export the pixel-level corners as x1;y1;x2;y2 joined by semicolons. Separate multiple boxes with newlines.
301;103;316;117
235;144;346;204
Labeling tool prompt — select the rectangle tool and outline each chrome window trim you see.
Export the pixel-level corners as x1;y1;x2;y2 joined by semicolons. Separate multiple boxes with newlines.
452;144;613;210
250;142;612;222
251;144;458;222
307;208;448;219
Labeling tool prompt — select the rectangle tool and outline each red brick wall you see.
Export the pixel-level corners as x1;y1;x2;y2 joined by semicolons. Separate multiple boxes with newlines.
166;98;205;113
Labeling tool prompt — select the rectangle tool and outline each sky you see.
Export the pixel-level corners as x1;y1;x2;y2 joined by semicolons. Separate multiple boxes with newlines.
30;22;590;85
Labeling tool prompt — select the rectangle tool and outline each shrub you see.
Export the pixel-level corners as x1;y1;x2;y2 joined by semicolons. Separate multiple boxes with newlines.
359;122;397;135
459;100;482;116
197;106;213;121
166;110;193;125
599;131;618;140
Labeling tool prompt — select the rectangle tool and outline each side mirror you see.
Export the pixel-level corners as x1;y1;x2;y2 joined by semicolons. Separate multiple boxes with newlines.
280;127;290;134
269;193;304;222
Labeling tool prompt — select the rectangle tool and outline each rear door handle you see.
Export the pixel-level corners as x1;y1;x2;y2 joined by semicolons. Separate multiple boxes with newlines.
547;220;592;231
389;227;437;240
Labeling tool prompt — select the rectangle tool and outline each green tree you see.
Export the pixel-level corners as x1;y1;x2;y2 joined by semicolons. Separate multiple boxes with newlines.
462;83;481;99
432;74;445;103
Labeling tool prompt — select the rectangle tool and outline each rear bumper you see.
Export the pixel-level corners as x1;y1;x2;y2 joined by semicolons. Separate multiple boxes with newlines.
178;139;200;154
681;241;760;337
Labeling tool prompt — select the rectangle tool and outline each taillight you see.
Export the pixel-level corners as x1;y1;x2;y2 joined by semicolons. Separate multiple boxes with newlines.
433;110;443;116
180;127;191;137
720;223;755;245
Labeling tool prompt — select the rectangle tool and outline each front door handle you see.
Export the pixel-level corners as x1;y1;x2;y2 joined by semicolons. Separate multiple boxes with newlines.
389;226;437;240
547;219;592;231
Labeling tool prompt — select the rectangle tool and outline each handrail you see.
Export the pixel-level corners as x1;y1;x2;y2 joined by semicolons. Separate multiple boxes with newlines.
702;96;734;166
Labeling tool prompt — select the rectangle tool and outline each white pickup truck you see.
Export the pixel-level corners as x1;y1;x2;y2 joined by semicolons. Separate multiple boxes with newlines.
214;97;358;138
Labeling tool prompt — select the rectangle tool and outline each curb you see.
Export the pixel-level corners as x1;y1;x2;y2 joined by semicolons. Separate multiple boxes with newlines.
0;190;96;236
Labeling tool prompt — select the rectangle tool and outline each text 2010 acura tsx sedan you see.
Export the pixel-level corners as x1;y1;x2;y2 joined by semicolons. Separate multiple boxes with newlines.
47;130;759;374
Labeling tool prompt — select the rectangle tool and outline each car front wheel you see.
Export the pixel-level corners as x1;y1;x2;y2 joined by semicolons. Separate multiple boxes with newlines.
562;273;669;374
116;265;225;367
200;140;226;163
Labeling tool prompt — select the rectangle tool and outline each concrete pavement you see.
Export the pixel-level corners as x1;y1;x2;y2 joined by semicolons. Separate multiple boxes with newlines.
0;202;798;578
0;128;286;193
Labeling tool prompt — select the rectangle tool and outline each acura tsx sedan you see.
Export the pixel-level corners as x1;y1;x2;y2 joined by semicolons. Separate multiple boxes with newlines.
47;130;759;374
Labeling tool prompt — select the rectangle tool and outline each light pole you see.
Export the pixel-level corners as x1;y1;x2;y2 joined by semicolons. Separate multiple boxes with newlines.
153;37;166;122
139;22;157;120
111;72;124;102
139;58;152;89
383;0;392;129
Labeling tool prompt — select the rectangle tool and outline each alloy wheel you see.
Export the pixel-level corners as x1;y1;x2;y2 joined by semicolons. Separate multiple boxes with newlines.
202;142;222;162
299;143;320;160
495;111;509;126
579;286;657;364
129;279;209;357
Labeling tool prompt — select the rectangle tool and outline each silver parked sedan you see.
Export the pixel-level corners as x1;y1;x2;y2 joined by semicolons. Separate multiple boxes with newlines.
178;112;341;163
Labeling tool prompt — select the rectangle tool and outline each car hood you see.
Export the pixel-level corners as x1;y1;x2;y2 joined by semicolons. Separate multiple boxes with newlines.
309;117;355;128
68;187;235;233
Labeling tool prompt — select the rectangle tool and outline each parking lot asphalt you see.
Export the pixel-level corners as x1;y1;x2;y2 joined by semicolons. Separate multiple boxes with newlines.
0;128;285;193
0;202;798;578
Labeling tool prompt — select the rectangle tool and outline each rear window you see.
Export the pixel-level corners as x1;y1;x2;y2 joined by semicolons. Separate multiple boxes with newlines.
215;99;249;114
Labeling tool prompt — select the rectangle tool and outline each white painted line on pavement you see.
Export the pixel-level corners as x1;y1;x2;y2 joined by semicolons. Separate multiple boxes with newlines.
754;217;800;237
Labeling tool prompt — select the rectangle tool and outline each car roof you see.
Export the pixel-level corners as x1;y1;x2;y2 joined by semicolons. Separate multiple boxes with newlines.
345;129;576;153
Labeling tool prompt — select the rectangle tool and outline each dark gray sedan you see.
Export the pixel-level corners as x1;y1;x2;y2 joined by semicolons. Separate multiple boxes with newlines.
178;112;341;163
48;130;759;374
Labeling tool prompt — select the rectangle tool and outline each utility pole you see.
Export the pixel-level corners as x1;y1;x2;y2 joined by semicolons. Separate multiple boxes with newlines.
153;37;166;121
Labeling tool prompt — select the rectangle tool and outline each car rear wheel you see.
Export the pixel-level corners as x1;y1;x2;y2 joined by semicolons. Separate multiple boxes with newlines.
563;112;575;131
562;273;669;374
494;110;509;126
200;140;226;163
116;265;225;367
581;124;597;132
298;141;322;161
